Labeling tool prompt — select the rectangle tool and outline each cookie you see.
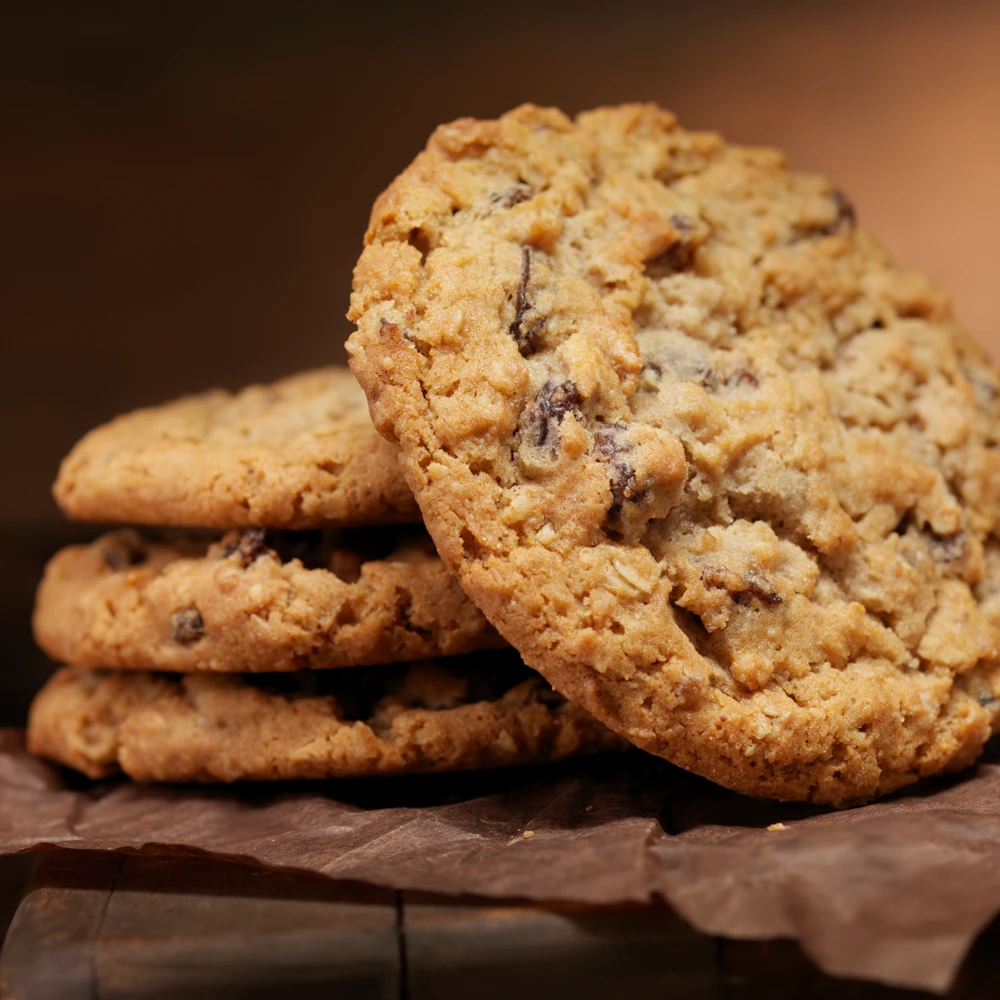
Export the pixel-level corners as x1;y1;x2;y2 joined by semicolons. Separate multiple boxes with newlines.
27;656;626;781
34;526;506;672
347;103;1000;805
53;367;417;529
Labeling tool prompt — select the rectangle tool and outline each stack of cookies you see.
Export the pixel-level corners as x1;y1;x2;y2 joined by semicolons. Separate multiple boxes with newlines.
27;368;624;782
28;102;1000;807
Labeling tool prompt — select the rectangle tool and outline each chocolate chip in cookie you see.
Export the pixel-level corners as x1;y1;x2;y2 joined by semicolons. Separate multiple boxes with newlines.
172;607;205;645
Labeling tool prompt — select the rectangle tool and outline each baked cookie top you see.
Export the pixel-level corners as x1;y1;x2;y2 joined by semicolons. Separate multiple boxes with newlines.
54;368;417;529
34;526;505;673
28;657;626;781
348;103;1000;805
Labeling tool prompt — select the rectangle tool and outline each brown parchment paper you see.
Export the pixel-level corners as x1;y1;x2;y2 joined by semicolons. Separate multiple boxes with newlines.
4;727;1000;993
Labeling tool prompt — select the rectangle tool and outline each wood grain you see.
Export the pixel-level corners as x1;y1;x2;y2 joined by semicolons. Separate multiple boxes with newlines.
402;893;715;999
0;851;121;1000
4;853;1000;998
93;856;399;1000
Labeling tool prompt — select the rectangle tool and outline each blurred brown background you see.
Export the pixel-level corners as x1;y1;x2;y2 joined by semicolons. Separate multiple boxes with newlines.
1;0;998;726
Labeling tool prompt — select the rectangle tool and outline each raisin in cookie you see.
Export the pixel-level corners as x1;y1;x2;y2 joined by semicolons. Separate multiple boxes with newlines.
54;368;417;529
348;103;1000;805
34;527;505;672
27;656;625;781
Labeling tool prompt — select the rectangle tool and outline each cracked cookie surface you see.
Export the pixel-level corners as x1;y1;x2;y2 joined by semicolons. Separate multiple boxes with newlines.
54;368;417;529
34;527;506;672
27;656;625;781
348;103;1000;804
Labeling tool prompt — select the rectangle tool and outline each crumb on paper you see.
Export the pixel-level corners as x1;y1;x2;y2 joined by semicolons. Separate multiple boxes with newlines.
522;830;535;839
767;822;789;832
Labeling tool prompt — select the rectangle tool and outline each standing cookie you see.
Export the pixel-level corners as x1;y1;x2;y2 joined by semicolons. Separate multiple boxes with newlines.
54;367;417;528
348;103;1000;805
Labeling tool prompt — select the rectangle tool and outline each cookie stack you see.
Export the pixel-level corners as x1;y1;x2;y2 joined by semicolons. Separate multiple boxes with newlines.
27;368;624;781
28;102;1000;806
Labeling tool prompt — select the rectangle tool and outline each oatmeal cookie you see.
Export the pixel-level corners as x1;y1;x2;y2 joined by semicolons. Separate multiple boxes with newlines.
34;527;505;672
347;103;1000;804
54;367;417;528
27;656;625;781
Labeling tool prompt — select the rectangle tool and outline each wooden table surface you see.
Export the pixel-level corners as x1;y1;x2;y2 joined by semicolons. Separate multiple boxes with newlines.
2;851;1000;1000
